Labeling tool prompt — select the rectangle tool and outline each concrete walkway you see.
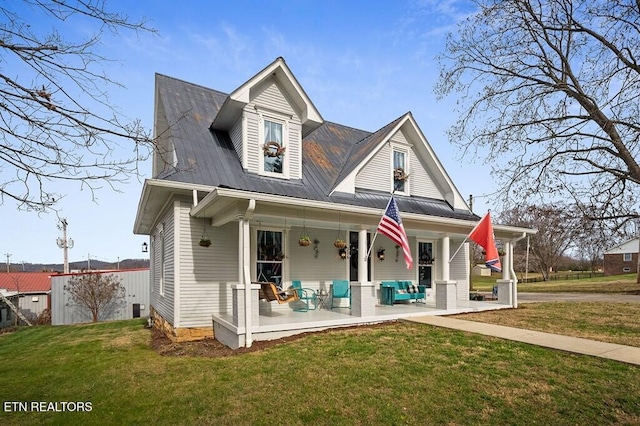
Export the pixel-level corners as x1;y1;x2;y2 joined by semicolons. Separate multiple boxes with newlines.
407;316;640;366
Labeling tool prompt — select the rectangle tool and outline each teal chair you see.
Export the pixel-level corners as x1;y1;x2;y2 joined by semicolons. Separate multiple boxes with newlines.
330;280;351;309
291;280;318;312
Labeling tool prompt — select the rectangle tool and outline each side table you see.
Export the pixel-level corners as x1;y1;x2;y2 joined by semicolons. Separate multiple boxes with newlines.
316;290;329;310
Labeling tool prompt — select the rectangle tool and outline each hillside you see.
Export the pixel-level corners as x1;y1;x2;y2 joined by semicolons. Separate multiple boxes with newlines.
5;258;149;273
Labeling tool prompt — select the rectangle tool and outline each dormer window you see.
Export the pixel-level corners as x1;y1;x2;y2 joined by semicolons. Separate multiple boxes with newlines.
393;149;409;194
263;119;284;173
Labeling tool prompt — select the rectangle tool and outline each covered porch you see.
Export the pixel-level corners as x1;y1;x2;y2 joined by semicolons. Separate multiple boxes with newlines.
192;188;530;349
213;293;511;349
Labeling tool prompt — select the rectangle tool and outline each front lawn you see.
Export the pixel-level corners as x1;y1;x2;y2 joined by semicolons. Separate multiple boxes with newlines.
472;273;639;293
0;316;639;425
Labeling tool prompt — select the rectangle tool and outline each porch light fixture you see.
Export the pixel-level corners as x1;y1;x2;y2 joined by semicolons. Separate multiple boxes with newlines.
141;242;148;253
339;247;348;260
377;248;385;261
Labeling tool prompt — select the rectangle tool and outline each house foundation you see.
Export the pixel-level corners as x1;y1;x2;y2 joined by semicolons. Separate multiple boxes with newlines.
150;306;214;342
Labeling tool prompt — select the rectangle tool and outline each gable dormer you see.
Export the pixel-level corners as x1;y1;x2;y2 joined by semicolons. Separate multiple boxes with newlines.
211;58;323;180
332;113;467;210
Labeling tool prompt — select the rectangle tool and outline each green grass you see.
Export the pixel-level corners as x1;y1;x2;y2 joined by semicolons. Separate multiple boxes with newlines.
471;273;639;293
455;302;640;347
1;317;639;425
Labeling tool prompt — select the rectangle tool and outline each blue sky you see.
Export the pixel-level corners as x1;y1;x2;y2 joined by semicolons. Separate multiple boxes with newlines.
3;0;498;265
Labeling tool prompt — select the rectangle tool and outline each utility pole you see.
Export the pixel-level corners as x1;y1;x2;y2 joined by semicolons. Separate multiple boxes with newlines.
56;219;74;274
469;195;474;290
4;253;11;272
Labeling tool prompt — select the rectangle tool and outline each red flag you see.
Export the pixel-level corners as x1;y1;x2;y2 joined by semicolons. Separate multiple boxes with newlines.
377;197;413;269
468;211;502;272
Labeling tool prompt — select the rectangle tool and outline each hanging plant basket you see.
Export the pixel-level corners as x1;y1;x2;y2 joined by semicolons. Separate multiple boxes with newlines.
298;236;311;246
334;239;346;249
199;217;211;247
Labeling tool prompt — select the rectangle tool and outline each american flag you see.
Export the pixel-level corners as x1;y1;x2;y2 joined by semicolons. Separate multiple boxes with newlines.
377;197;413;269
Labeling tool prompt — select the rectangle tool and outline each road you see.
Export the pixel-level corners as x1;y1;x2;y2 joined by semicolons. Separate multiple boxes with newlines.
517;292;640;303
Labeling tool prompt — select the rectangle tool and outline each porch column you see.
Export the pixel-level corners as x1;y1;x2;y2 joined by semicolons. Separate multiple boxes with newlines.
351;228;374;317
435;235;457;310
241;200;255;347
496;241;515;307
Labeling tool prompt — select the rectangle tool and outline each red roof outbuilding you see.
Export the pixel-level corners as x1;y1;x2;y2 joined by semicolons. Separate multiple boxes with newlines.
0;272;54;293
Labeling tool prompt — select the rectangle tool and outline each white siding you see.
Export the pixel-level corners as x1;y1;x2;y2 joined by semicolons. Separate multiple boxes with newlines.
288;227;349;289
230;116;243;164
450;242;470;299
356;143;391;191
150;205;175;325
244;108;260;172
253;80;295;115
410;154;442;199
371;236;417;282
177;202;239;328
288;121;302;179
390;130;410;145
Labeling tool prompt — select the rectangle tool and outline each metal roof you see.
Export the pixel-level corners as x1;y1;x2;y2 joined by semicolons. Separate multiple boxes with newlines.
153;73;478;223
0;272;53;293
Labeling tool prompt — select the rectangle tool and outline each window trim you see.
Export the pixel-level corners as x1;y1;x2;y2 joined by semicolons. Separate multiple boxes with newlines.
391;146;409;195
623;253;632;262
258;113;289;179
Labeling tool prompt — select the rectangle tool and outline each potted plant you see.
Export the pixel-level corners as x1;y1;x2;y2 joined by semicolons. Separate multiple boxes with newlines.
334;239;346;249
199;237;212;247
298;235;311;246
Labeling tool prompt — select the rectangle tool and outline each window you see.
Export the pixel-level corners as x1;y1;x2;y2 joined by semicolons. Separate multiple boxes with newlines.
393;149;408;193
623;253;632;262
31;296;39;303
623;267;631;272
263;120;284;174
257;230;284;288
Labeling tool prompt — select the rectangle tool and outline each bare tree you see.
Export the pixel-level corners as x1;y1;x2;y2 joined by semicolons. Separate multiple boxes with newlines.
0;1;156;212
574;208;622;273
64;272;125;322
436;0;640;230
498;204;579;280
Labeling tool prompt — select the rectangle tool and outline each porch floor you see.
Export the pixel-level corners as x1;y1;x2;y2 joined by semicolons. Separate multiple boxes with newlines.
215;298;512;343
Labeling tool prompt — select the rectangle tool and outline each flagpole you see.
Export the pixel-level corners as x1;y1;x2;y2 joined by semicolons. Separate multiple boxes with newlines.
449;210;490;263
366;193;395;259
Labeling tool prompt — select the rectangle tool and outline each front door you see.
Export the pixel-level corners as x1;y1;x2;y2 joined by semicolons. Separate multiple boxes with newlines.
418;241;434;288
349;231;371;282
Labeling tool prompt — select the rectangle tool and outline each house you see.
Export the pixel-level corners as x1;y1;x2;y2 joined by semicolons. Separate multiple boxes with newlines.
133;57;535;349
50;269;150;325
604;238;639;276
0;272;53;322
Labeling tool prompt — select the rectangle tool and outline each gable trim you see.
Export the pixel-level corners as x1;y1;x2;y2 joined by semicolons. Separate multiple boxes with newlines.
211;57;323;136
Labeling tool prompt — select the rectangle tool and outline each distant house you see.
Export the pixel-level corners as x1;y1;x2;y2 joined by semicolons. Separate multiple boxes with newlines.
50;269;150;325
0;272;53;321
604;238;639;276
133;57;536;349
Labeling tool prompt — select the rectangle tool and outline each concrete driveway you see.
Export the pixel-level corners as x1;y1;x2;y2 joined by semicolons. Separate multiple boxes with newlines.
518;292;640;303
